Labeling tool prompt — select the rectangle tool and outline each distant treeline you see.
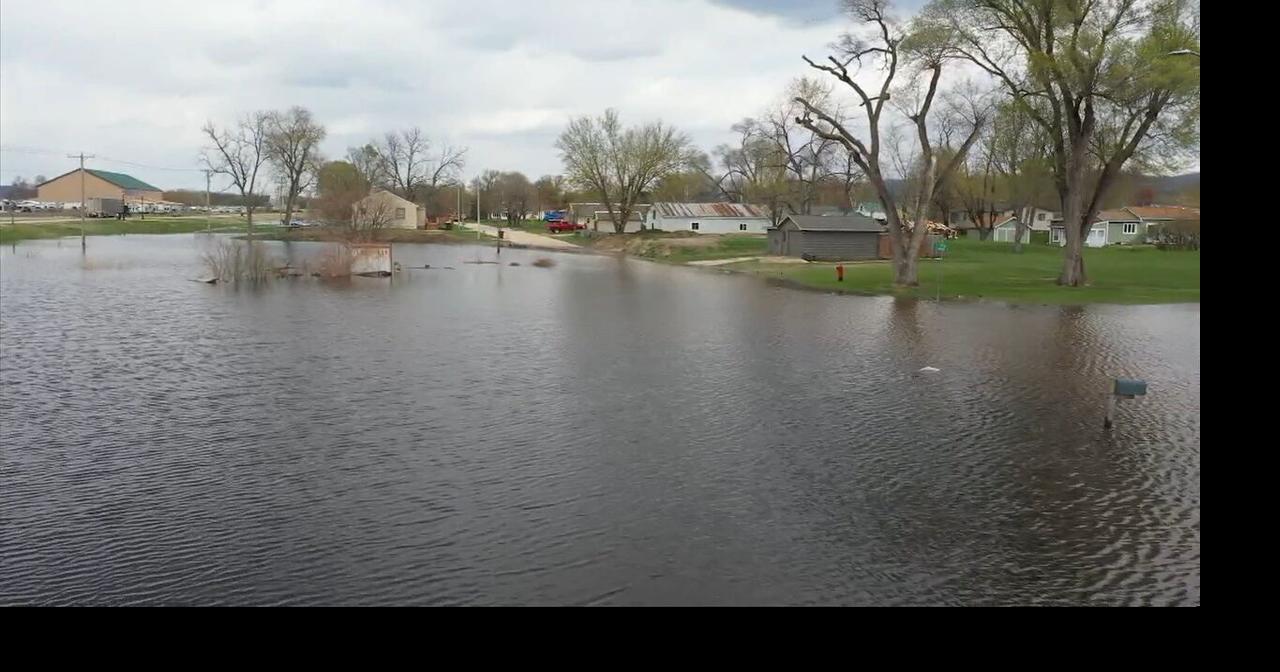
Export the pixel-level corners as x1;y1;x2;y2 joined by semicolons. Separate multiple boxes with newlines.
163;190;270;207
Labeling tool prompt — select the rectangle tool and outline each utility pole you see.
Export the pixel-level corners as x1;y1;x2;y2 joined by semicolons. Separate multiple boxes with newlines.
205;170;212;231
67;152;96;251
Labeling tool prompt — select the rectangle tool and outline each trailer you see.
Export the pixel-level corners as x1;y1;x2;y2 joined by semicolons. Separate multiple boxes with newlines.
86;197;123;218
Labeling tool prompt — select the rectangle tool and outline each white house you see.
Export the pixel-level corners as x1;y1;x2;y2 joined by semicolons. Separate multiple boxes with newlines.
1050;208;1143;247
647;202;772;234
951;205;1061;235
853;201;888;222
1018;206;1060;232
356;188;423;229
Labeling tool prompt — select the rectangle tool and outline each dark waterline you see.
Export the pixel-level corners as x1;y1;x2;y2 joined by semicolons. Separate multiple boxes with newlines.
0;234;1200;605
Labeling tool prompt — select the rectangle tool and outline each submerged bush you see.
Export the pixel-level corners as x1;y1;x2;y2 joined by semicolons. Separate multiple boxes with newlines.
200;239;279;282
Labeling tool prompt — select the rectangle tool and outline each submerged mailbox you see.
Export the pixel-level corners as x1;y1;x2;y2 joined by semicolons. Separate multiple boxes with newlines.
1113;378;1148;398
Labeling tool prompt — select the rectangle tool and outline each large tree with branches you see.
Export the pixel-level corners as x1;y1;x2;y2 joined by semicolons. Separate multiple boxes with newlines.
929;0;1200;285
795;0;985;286
556;109;691;234
371;127;467;202
265;106;326;228
202;112;271;241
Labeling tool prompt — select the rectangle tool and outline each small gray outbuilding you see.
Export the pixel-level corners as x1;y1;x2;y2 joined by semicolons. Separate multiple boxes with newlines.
768;214;884;261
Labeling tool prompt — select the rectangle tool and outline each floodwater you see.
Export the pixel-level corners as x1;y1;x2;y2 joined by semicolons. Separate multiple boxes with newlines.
0;234;1200;605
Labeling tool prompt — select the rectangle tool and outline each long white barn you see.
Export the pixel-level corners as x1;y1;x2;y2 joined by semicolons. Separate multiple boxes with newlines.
647;202;772;234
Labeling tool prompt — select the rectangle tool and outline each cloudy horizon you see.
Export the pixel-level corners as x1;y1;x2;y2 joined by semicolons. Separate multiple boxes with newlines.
1;0;899;194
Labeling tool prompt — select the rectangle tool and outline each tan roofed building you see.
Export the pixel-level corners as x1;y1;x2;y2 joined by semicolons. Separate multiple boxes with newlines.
37;169;163;203
355;188;424;229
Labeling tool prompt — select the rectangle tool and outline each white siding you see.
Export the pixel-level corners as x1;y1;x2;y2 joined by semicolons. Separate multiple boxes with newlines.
993;223;1031;243
359;189;420;229
1053;224;1108;247
1026;208;1056;231
591;214;644;233
651;215;771;234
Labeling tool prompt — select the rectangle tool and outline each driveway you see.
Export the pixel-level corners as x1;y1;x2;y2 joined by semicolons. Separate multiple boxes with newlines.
463;223;581;250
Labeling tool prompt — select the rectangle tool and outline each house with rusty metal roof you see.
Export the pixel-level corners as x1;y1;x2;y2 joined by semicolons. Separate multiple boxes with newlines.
647;202;772;234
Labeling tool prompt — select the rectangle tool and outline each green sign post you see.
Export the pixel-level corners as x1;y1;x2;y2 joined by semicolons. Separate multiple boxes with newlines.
933;240;947;301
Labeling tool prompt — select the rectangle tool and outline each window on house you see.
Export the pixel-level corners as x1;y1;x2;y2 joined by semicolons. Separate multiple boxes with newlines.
691;222;700;231
739;223;747;231
395;207;406;219
1123;222;1137;235
1037;212;1046;221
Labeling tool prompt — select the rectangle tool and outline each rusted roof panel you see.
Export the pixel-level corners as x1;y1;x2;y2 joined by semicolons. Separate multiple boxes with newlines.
653;202;768;218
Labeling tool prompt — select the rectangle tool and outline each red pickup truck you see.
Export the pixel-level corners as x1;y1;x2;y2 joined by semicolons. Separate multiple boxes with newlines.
546;220;585;233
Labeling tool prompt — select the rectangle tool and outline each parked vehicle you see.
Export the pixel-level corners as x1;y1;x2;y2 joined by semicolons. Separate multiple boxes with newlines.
546;220;584;233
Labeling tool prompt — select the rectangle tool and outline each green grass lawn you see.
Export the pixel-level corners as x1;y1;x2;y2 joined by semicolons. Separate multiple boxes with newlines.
729;238;1199;304
0;216;272;244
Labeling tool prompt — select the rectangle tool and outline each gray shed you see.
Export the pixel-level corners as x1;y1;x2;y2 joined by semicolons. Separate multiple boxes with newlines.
768;214;884;260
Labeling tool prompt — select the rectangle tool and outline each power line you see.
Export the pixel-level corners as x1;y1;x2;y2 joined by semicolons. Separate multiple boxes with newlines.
1;145;204;172
95;155;205;172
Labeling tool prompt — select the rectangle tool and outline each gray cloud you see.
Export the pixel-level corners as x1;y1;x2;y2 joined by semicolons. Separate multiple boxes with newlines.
0;0;870;192
709;0;842;22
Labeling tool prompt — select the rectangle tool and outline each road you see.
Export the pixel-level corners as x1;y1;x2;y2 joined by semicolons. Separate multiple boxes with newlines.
462;222;581;250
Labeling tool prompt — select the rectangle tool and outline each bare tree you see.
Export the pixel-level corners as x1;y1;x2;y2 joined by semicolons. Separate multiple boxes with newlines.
470;169;503;220
534;174;566;211
495;171;535;229
768;78;846;215
716;119;792;225
429;145;467;187
202;112;271;240
933;0;1200;285
371;128;468;202
952;142;1000;240
346;197;396;242
347;144;384;187
794;0;984;286
556;109;691;233
265;106;326;227
374;127;430;200
714;80;852;226
988;100;1053;252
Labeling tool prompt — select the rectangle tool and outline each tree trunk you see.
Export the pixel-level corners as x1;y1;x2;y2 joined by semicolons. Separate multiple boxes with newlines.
614;206;631;234
1060;231;1086;285
1057;142;1091;286
1013;220;1026;253
894;252;919;286
978;227;991;241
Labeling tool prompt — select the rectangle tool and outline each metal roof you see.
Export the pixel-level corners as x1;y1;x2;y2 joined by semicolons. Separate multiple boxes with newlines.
86;169;162;192
1124;205;1199;221
778;214;883;232
652;202;768;218
37;168;162;192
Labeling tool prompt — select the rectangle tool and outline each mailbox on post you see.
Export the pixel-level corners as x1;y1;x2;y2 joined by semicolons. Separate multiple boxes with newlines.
1113;378;1148;398
1105;378;1148;428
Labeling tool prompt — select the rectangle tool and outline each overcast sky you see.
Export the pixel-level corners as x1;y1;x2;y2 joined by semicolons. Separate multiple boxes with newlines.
1;0;938;193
